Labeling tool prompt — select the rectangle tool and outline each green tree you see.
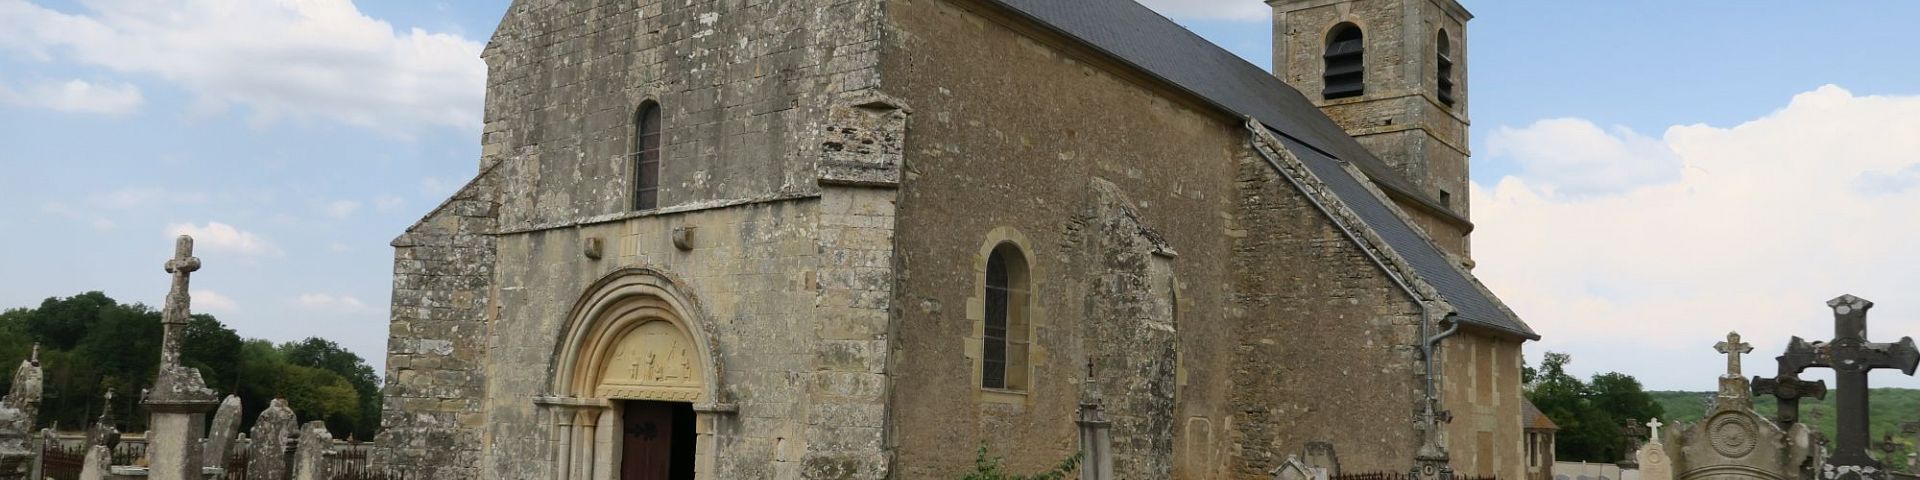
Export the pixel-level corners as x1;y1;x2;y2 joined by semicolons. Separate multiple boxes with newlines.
1524;352;1665;463
184;314;244;392
0;292;386;437
280;338;382;439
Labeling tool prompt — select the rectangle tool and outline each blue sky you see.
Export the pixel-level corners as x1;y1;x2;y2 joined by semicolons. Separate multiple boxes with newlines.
4;0;1920;392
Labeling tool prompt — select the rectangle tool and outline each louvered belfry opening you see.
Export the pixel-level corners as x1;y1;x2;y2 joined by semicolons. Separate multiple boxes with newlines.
1323;23;1365;100
1437;31;1456;106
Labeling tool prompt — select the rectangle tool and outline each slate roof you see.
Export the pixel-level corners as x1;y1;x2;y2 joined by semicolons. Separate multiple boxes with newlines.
1523;400;1560;431
985;0;1539;339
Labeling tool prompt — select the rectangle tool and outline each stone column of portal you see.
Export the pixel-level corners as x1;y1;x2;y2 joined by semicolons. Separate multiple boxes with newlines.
144;236;222;480
593;408;615;480
572;408;599;480
552;405;576;480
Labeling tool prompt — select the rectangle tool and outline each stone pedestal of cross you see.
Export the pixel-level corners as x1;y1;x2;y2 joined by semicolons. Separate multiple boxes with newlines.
142;236;220;480
1777;295;1920;480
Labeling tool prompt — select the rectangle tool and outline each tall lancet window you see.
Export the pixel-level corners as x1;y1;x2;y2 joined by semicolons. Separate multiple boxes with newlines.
1323;23;1365;100
1437;31;1456;106
633;102;663;211
982;243;1030;391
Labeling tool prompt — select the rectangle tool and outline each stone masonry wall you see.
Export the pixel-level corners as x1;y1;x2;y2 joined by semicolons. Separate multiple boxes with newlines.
482;200;820;479
477;0;884;231
1226;143;1427;477
1440;331;1525;480
380;0;890;477
378;172;501;480
880;0;1245;477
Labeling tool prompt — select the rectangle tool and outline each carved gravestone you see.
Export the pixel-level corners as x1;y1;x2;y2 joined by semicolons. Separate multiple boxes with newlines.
6;346;42;426
0;403;29;480
79;445;111;480
1669;332;1815;480
203;395;243;469
1638;418;1674;480
246;399;297;480
290;422;333;480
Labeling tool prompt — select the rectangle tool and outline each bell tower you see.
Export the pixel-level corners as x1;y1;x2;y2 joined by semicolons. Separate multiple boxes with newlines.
1270;0;1473;222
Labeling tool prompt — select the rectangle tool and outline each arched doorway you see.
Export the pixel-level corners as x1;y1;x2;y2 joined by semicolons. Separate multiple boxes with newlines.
539;270;729;480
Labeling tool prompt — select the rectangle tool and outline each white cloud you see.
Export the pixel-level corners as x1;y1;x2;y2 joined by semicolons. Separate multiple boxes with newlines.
1137;0;1268;21
323;200;361;219
1486;118;1682;197
328;242;354;253
1474;86;1920;365
295;293;367;313
192;289;240;313
419;176;457;198
91;187;210;209
0;0;486;132
41;200;118;230
373;195;407;213
0;78;143;116
166;222;282;257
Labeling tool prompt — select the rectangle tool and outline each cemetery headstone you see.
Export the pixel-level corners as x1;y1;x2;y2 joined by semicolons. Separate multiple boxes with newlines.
1777;296;1919;479
1667;332;1814;480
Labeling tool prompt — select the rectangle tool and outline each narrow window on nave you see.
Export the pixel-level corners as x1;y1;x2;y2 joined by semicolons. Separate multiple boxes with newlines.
1324;23;1365;100
983;243;1030;391
1437;31;1456;106
633;101;663;211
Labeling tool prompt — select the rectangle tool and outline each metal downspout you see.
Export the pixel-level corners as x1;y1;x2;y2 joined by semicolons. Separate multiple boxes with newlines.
1246;123;1460;467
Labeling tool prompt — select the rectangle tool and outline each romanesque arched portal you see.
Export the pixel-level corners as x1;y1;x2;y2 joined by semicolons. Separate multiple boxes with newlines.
538;269;727;480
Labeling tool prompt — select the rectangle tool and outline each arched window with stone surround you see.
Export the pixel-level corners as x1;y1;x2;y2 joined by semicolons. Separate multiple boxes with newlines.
632;101;662;211
982;243;1030;391
1437;30;1456;106
1324;23;1365;100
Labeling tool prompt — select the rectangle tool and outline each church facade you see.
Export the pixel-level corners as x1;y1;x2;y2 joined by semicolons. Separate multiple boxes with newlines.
375;0;1538;478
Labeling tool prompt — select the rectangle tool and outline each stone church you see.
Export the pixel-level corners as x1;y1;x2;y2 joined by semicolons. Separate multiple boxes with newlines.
375;0;1538;478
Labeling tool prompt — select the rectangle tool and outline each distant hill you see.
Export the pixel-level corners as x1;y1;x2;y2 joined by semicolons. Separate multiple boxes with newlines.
1649;388;1920;442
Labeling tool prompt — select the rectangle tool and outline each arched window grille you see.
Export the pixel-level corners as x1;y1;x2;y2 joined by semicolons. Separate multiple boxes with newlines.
1324;23;1365;100
982;243;1030;390
633;102;662;210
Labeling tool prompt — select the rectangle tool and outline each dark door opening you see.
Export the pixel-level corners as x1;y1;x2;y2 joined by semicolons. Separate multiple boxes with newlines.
621;401;696;480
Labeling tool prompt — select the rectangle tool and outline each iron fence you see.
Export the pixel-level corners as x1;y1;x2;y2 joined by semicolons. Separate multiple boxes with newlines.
1331;472;1497;480
40;442;85;480
110;442;145;466
223;448;248;480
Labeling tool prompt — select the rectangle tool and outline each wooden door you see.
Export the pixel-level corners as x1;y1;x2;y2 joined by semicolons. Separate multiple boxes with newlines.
621;402;675;480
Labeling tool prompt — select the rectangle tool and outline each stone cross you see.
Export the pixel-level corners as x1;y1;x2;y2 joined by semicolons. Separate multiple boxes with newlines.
1778;295;1920;477
1716;331;1754;376
1647;418;1664;444
1754;335;1831;431
160;236;200;369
